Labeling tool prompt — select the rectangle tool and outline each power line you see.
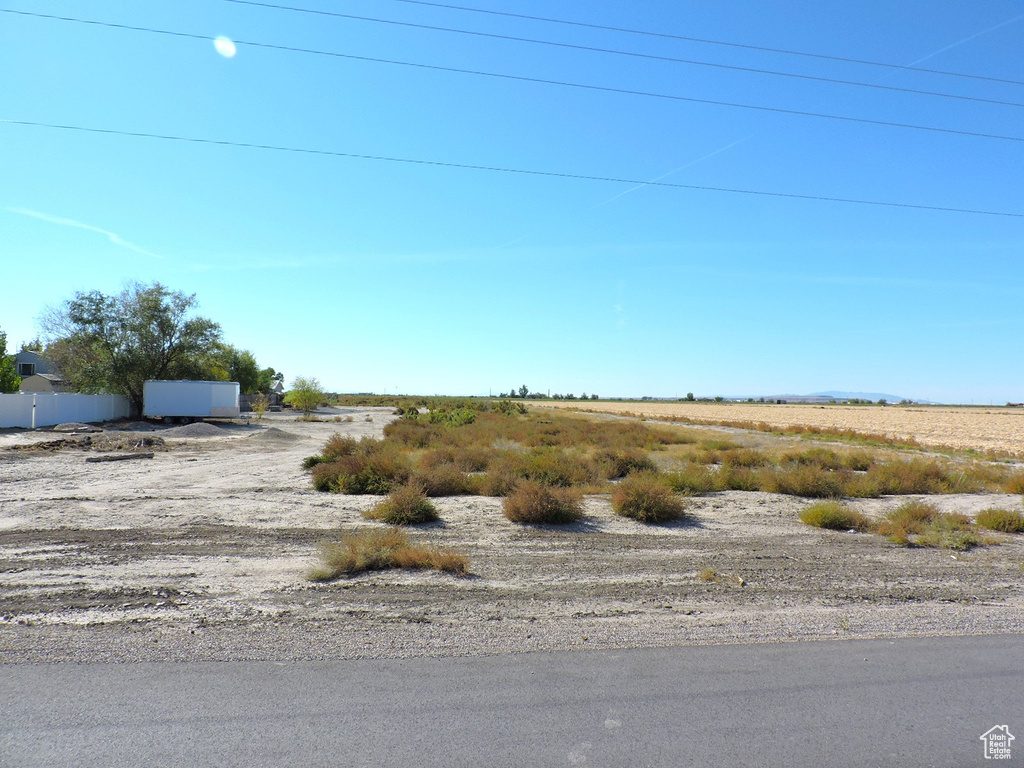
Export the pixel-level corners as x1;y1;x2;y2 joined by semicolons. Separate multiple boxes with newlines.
211;1;1024;110
377;0;1024;88
4;119;1021;219
7;7;1021;112
4;9;1024;146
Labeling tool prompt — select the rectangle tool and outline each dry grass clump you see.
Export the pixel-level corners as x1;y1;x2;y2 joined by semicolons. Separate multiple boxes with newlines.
311;449;412;494
700;438;743;451
611;472;686;523
875;500;939;544
976;508;1024;533
477;466;519;497
799;501;872;531
502;480;584;525
594;448;658;479
713;465;764;492
781;447;843;470
305;435;387;471
488;447;599;489
1002;469;1024;494
697;568;745;586
323;433;362;460
842;450;876;471
308;528;468;580
867;459;965;495
363;482;439;525
916;513;979;551
769;464;846;498
412;464;474;497
419;445;493;473
666;463;716;494
721;448;772;468
873;500;980;549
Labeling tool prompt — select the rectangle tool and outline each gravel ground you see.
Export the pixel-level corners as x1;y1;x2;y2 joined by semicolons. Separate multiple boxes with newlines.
2;407;1023;663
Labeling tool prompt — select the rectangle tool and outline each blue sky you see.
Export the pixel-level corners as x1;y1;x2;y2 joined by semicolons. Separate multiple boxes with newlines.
2;1;1022;403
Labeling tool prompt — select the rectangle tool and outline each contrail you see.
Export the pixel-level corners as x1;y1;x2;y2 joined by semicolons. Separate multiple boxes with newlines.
585;135;752;211
908;13;1024;66
8;207;162;259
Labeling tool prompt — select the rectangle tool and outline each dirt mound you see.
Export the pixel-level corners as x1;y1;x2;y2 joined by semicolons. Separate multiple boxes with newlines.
6;437;92;452
6;434;166;453
161;422;226;438
110;421;159;433
52;423;103;433
248;427;302;443
93;435;166;452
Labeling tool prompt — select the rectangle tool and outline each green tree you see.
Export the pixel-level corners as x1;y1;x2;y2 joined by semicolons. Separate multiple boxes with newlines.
684;392;695;402
285;376;324;417
518;384;529;399
216;346;261;394
0;329;21;393
19;337;43;353
42;282;222;414
257;367;284;394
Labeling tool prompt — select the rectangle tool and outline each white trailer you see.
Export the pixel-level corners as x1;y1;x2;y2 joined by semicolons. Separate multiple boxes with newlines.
142;380;240;422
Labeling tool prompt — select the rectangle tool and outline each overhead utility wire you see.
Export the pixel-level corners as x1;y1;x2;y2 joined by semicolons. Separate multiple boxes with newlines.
3;10;1023;146
3;119;1022;219
208;1;1024;110
373;0;1024;88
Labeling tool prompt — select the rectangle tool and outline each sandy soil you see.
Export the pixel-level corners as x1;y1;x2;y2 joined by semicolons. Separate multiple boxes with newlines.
2;408;1023;663
536;400;1024;456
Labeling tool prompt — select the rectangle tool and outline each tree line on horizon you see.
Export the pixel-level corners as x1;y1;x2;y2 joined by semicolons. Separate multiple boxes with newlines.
497;385;599;401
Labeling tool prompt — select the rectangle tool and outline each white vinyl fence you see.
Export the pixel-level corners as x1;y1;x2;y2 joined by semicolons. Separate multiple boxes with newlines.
0;393;130;429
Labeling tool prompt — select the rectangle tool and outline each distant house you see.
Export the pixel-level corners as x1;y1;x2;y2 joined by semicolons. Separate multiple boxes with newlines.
13;352;69;393
13;350;58;379
20;373;71;393
240;380;285;412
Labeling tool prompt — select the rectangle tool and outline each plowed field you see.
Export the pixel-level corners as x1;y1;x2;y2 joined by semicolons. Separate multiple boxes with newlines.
536;401;1024;456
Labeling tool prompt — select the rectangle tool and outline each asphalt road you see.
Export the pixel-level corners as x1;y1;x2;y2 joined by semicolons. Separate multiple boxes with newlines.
2;634;1020;767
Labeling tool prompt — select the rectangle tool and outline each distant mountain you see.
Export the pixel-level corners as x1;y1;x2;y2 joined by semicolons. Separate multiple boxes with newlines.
810;391;922;403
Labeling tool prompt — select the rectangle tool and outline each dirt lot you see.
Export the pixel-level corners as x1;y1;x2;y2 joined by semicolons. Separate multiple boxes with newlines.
2;408;1023;663
537;400;1024;456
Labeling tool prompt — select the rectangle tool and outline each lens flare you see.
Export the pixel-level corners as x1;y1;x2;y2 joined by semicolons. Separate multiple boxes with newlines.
213;36;237;58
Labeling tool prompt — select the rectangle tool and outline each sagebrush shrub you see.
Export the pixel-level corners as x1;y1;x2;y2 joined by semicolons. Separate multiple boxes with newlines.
364;482;439;525
770;464;846;498
799;501;871;531
714;465;764;492
312;451;411;494
323;433;360;460
875;500;940;544
722;448;771;468
502;480;583;524
917;513;978;550
976;508;1024;533
782;448;842;470
842;450;876;472
1003;470;1024;495
413;464;473;497
594;448;657;479
666;463;715;494
611;472;686;523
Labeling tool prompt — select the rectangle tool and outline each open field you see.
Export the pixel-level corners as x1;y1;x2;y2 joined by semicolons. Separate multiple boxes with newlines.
2;407;1023;663
536;400;1024;456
